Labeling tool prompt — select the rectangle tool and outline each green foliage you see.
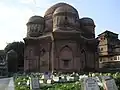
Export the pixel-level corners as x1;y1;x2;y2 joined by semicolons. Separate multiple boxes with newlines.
4;41;24;72
14;72;120;90
14;76;30;90
4;41;24;62
6;50;18;73
4;41;24;54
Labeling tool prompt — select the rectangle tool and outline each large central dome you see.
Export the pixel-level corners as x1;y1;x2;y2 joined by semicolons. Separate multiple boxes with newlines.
44;2;79;19
44;3;79;32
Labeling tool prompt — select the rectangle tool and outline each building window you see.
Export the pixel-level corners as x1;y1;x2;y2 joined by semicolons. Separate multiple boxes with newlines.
64;16;68;26
118;56;120;60
100;36;105;40
63;60;70;68
101;48;103;51
114;56;117;60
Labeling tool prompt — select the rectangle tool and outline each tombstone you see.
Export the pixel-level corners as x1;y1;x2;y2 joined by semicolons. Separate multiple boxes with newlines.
82;77;100;90
48;72;52;79
44;72;50;80
44;72;51;83
103;78;118;90
30;77;40;90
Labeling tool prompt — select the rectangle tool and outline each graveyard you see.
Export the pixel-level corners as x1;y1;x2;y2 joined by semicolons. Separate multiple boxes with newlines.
5;2;120;90
0;1;119;90
14;72;120;90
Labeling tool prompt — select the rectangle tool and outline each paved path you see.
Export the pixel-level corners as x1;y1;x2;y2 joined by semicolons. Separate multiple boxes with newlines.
0;77;14;90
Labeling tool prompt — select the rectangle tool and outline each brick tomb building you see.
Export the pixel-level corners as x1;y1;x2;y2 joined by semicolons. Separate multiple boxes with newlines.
23;3;99;73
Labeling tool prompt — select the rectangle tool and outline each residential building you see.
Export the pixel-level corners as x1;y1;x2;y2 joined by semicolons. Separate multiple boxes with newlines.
0;50;8;76
97;30;120;70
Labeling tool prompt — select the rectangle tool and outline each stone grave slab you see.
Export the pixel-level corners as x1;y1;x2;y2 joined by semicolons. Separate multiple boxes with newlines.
103;78;118;90
83;77;100;90
44;72;52;80
30;77;40;90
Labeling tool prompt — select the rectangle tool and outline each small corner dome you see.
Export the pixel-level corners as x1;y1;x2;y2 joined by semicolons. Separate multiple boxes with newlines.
53;5;79;18
27;15;44;24
80;17;95;26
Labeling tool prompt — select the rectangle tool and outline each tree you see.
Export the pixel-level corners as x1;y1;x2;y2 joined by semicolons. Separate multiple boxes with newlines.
4;41;24;71
6;50;18;73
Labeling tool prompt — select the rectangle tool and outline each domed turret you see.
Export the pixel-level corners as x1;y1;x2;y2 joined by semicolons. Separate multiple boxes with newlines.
27;16;44;24
53;5;79;31
80;17;96;34
27;15;45;37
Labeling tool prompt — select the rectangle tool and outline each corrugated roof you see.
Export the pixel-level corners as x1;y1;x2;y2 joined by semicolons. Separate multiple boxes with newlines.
98;30;118;36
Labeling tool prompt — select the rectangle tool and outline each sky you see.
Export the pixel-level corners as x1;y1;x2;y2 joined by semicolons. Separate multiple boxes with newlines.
0;0;120;49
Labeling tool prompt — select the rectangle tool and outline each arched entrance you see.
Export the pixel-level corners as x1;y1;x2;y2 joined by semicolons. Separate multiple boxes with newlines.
59;45;74;71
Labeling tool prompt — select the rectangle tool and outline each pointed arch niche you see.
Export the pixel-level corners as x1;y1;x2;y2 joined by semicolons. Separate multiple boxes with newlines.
80;49;87;70
58;45;74;70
